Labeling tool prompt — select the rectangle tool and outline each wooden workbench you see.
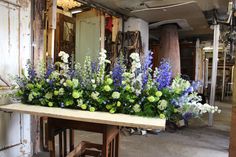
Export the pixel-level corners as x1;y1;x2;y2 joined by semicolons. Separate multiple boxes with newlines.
0;103;166;157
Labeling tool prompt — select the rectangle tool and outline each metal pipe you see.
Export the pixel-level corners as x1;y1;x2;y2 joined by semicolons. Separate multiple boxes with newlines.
209;24;220;126
221;50;226;101
205;58;209;89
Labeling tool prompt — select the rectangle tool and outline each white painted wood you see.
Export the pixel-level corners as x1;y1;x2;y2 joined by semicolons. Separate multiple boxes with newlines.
0;104;166;130
0;1;21;151
0;0;32;156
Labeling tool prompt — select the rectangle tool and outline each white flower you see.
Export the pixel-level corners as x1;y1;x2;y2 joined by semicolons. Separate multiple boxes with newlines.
58;51;69;63
91;79;95;84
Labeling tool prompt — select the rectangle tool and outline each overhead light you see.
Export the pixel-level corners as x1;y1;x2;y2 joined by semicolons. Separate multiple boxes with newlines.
203;46;223;51
71;9;82;14
203;46;213;51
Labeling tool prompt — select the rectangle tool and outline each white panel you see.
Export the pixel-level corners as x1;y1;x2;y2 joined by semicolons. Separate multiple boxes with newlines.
0;2;21;151
0;111;21;149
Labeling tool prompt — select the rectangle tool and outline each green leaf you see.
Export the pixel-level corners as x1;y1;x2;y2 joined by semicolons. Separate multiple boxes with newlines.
26;83;34;89
65;99;74;106
81;104;87;110
28;93;34;102
106;104;113;110
48;102;53;107
72;90;80;99
66;80;73;87
54;90;59;96
45;92;53;100
89;107;96;112
109;108;116;113
155;91;162;97
36;83;42;89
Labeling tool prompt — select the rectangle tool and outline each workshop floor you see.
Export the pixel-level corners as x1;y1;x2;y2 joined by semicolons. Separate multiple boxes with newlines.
34;100;231;157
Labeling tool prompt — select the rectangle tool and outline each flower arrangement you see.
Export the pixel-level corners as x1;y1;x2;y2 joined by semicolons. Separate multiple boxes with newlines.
14;50;220;123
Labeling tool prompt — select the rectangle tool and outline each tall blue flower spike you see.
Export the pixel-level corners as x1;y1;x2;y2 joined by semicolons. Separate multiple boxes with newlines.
26;61;36;81
142;51;153;88
155;59;172;90
112;60;123;87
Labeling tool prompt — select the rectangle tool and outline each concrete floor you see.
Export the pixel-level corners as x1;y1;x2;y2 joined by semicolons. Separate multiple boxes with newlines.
34;100;232;157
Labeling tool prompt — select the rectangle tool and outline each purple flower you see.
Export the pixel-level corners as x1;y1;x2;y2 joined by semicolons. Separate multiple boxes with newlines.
183;112;193;120
171;92;188;107
155;59;172;90
48;79;54;88
26;61;36;80
112;61;123;87
68;69;75;78
191;81;202;91
91;61;99;74
60;102;65;108
15;76;26;87
45;64;54;78
184;80;202;94
142;51;153;87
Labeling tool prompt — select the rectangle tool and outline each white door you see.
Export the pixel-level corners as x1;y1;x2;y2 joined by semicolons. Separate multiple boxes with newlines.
75;9;101;64
0;0;32;156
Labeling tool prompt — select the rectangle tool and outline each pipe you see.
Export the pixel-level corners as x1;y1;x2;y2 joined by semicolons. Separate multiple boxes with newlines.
209;24;220;126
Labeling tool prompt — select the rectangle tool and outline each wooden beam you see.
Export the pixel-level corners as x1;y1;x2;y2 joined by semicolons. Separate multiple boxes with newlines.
33;0;46;67
47;0;57;62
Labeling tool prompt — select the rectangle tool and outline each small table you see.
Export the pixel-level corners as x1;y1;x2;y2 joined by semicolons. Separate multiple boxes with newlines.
48;117;120;157
0;104;166;157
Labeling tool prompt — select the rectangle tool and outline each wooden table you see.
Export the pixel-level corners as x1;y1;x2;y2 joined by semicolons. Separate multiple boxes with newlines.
0;104;166;157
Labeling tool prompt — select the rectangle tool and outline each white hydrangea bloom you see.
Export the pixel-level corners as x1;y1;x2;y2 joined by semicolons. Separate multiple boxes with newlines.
58;51;69;63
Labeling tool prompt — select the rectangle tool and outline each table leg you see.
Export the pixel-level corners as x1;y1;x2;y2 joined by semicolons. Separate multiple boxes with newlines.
48;119;55;157
69;129;74;151
59;132;63;157
115;133;119;157
64;129;67;156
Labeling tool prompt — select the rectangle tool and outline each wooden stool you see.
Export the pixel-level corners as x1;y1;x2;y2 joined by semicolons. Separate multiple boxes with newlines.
47;118;120;157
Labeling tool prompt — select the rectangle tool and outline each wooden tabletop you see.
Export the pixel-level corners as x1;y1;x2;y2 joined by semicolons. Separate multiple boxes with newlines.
0;103;166;130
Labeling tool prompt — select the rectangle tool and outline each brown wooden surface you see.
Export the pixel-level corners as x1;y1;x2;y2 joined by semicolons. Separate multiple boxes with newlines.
230;106;236;157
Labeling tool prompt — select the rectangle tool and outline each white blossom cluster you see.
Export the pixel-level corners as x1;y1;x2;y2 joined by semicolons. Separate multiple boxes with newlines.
97;49;110;84
129;53;143;95
194;103;221;114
